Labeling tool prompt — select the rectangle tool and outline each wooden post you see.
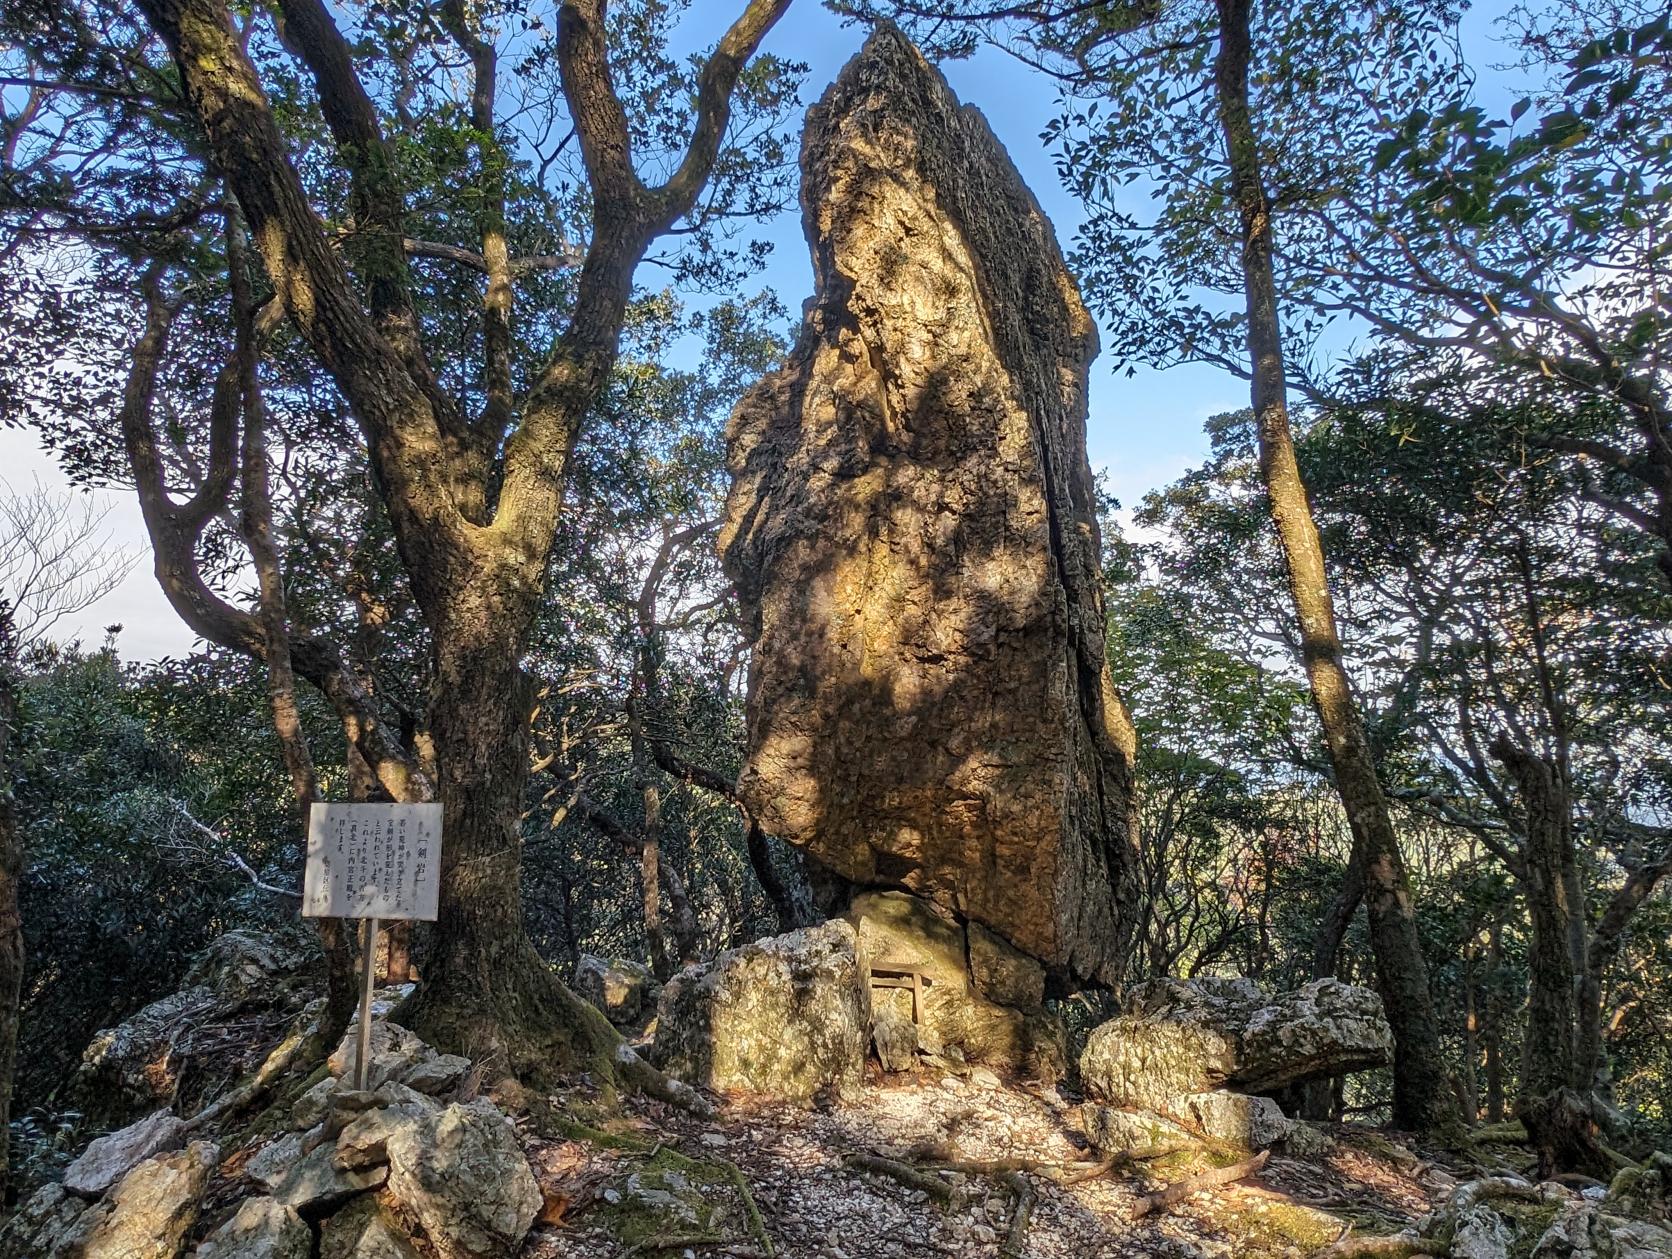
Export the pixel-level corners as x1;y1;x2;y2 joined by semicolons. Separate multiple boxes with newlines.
354;917;380;1091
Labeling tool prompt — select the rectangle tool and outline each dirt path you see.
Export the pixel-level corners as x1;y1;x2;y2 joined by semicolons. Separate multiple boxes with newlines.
520;1070;1447;1259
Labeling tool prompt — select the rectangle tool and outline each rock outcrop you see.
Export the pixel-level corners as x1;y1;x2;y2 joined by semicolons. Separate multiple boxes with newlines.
1;1018;540;1259
849;890;1064;1080
1372;1165;1672;1259
75;930;323;1126
63;1110;189;1198
1080;977;1391;1154
719;24;1139;985
653;920;869;1103
1081;977;1392;1107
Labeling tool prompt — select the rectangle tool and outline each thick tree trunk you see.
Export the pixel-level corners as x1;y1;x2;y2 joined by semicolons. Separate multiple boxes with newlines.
1213;0;1455;1136
0;611;22;1203
398;635;617;1082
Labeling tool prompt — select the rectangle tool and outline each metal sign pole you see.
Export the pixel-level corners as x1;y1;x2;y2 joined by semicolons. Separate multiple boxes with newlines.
353;917;380;1091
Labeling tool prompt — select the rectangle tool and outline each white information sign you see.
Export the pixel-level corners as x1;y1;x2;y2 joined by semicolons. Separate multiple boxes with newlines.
302;802;442;921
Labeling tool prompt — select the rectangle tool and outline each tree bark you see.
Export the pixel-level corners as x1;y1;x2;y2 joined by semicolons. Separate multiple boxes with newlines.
396;639;618;1078
1213;0;1455;1135
1490;735;1603;1175
1483;921;1506;1124
231;214;358;1053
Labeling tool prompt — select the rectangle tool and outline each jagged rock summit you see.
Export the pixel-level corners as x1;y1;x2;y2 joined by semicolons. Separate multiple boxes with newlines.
719;24;1139;985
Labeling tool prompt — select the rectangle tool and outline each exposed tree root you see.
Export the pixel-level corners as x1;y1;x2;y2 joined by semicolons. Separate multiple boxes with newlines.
999;1170;1035;1259
1311;1230;1443;1259
846;1152;958;1202
1131;1149;1269;1220
183;1008;323;1134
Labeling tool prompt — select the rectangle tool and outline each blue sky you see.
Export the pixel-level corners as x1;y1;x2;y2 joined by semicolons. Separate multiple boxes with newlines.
725;3;1250;516
1;0;1527;659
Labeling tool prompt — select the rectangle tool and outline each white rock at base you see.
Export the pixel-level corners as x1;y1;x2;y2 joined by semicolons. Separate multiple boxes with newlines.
192;1196;311;1259
64;1110;189;1198
383;1099;541;1259
76;1139;219;1259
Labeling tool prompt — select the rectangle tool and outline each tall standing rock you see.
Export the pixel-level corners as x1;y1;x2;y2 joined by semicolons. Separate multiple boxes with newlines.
719;26;1139;984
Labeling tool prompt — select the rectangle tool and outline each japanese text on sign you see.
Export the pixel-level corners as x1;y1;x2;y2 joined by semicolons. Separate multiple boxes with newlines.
302;802;442;921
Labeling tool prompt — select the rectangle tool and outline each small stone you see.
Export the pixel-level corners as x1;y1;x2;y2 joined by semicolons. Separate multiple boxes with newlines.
64;1110;189;1199
698;1132;730;1148
334;1103;428;1171
77;1139;219;1259
574;955;657;1028
1168;1091;1293;1151
193;1196;311;1259
246;1131;387;1212
291;1079;339;1131
317;1195;423;1259
399;1054;471;1097
967;1067;1002;1089
329;1020;432;1088
383;1099;540;1259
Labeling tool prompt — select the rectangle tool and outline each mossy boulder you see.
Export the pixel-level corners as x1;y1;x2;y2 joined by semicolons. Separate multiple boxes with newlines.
653;920;869;1104
1080;976;1391;1108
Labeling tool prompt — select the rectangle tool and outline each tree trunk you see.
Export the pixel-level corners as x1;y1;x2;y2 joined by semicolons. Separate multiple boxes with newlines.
231;230;358;1054
1460;935;1480;1124
397;636;616;1081
1213;0;1455;1136
1492;736;1602;1175
0;609;23;1203
745;820;805;931
1483;921;1506;1124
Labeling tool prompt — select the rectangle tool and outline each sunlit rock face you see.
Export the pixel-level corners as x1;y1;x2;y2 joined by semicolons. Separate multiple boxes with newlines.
719;24;1139;984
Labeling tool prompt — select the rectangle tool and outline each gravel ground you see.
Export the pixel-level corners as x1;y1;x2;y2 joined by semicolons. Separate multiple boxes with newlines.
519;1068;1447;1259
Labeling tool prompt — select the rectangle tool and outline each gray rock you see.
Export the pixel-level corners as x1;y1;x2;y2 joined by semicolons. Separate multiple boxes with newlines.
0;1183;93;1259
574;954;657;1028
398;1054;471;1096
1169;1092;1293;1151
76;1139;219;1259
328;1019;433;1089
1237;979;1395;1092
383;1098;540;1259
334;1101;430;1171
1281;1121;1335;1157
192;1196;311;1259
653;920;870;1104
718;24;1140;986
873;1002;919;1073
1081;1106;1194;1155
245;1130;386;1212
1452;1204;1514;1259
75;931;320;1127
318;1196;424;1259
291;1077;337;1130
182;931;321;1007
1080;976;1392;1108
64;1110;189;1198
